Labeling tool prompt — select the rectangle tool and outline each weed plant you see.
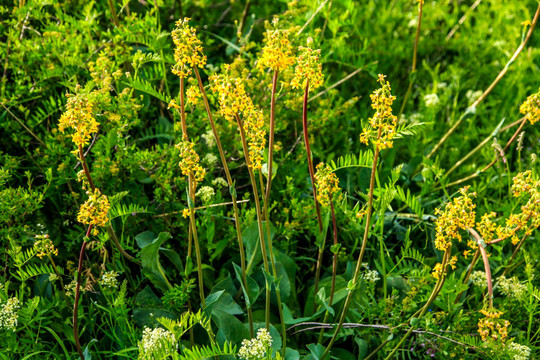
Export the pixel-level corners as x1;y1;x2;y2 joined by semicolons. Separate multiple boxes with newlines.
0;0;539;359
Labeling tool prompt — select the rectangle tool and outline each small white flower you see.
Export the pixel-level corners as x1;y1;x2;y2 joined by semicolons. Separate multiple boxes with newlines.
496;275;527;301
195;186;215;203
138;327;177;360
424;93;440;108
201;130;216;148
238;328;273;360
203;153;218;166
0;297;20;332
100;271;119;288
470;271;487;289
212;177;228;188
507;341;531;360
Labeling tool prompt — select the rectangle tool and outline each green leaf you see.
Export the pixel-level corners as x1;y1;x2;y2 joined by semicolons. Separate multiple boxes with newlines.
233;262;260;307
136;231;173;292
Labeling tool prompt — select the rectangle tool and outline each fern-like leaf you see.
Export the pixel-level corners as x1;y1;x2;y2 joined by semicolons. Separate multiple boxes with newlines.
328;150;374;172
396;186;424;218
127;78;171;103
178;342;237;360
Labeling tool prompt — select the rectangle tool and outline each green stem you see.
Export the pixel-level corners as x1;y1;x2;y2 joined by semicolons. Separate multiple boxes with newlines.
235;114;271;330
189;189;206;308
303;81;325;312
321;130;381;360
383;252;449;360
259;171;287;354
265;70;279;204
73;225;92;360
192;68;253;334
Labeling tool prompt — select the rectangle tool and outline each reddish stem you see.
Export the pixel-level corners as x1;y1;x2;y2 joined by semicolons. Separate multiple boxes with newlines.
74;224;92;360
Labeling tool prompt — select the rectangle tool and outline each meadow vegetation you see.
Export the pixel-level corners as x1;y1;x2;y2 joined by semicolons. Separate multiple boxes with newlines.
0;0;539;359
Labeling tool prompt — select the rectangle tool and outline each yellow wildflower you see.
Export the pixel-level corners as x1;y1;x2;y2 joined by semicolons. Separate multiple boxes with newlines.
77;188;110;235
291;38;324;90
244;109;267;170
477;212;497;243
34;234;58;258
210;70;266;169
433;186;476;251
210;71;252;121
186;84;202;106
360;75;398;149
58;90;98;147
478;308;510;342
520;90;540;125
168;99;180;110
314;163;341;207
257;18;295;72
182;209;190;218
176;140;205;185
171;18;207;79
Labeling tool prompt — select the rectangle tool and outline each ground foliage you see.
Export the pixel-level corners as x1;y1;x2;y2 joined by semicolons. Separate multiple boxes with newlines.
0;0;539;359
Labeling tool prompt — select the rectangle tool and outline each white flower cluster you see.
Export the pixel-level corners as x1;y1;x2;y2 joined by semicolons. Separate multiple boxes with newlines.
203;153;218;167
496;275;527;301
196;186;215;203
360;263;380;283
100;270;119;288
424;93;440;108
470;271;487;289
138;327;177;360
238;328;273;360
201;130;215;148
64;279;79;297
507;342;531;360
0;297;20;332
212;177;228;188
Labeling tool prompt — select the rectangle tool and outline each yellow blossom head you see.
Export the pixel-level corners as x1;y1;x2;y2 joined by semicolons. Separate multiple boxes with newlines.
210;70;253;121
34;234;58;258
360;74;398;149
519;90;540;125
244;108;267;170
176;140;205;185
58;89;98;147
478;308;510;342
434;186;476;251
171;18;207;79
77;188;110;235
291;38;324;91
315;163;341;207
257;18;295;72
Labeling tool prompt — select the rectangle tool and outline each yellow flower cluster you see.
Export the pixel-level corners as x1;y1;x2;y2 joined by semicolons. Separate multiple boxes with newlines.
77;188;110;235
519;90;539;125
176;140;206;184
34;234;58;259
291;38;324;90
210;70;266;169
360;74;398;149
257;18;295;72
432;256;457;280
244;109;267;170
493;171;540;245
210;71;252;121
477;212;497;243
58;91;98;147
186;84;201;106
171;18;207;79
314;163;341;207
433;186;476;251
478;308;510;342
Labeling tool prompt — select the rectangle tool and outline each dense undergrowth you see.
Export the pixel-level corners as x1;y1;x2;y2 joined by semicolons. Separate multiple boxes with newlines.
1;0;539;359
